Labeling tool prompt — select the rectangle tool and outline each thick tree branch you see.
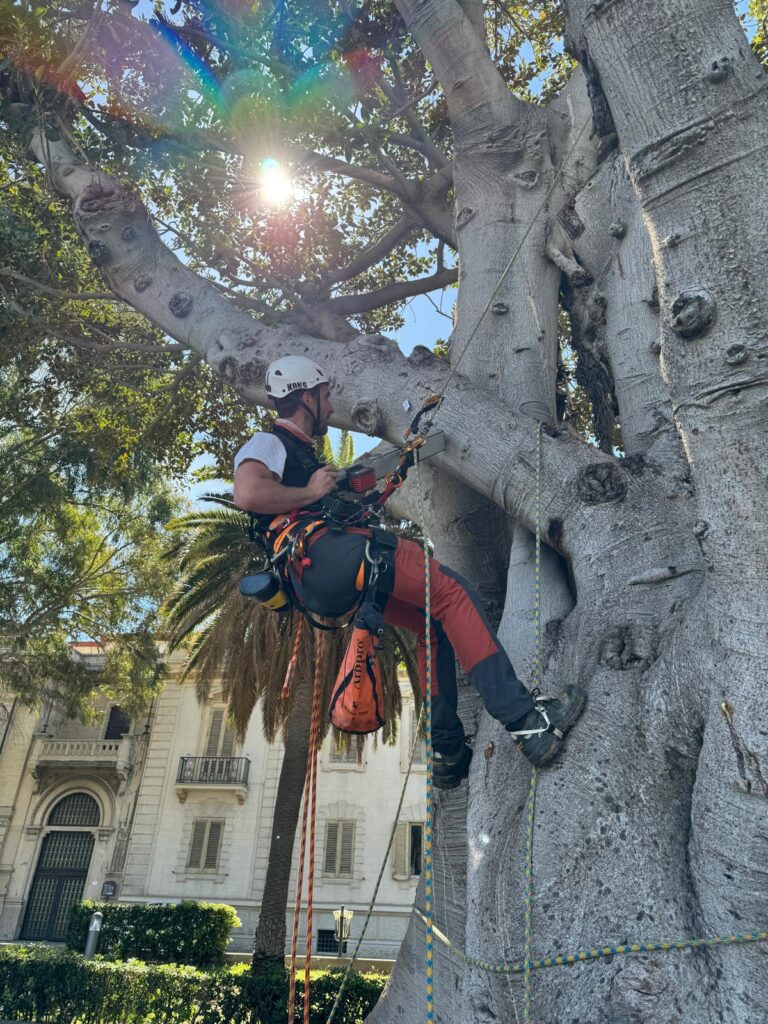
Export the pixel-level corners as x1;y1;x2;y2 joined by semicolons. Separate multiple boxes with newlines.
296;149;406;196
567;153;689;471
29;123;647;555
409;163;456;247
456;0;486;43
394;0;514;120
386;131;445;164
324;217;417;286
563;0;768;565
321;267;458;316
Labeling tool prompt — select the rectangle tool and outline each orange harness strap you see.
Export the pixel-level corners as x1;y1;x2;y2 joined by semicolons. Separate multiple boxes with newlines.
270;517;327;559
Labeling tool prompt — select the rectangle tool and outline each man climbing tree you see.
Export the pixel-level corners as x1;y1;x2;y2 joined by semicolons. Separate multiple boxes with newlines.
3;0;768;1020
233;355;585;785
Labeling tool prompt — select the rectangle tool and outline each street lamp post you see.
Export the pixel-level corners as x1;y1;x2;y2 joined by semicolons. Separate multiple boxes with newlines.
84;910;102;959
333;905;354;960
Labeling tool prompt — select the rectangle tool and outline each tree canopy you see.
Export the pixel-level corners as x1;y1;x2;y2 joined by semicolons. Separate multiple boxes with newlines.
3;1;768;1022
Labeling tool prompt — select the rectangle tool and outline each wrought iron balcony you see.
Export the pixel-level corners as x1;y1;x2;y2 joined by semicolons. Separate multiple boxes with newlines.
175;756;250;804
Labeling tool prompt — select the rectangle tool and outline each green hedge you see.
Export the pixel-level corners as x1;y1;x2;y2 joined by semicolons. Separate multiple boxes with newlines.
0;944;387;1024
66;900;240;967
244;962;386;1024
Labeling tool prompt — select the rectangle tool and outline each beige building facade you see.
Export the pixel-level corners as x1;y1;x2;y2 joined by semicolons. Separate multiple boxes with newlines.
0;647;426;957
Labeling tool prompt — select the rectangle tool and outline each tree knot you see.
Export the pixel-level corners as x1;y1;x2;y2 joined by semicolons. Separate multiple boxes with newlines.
725;343;747;365
218;357;238;385
670;290;717;339
600;625;658;671
87;240;110;267
707;57;732;84
351;400;381;435
576;462;627;504
77;182;119;215
169;292;194;318
133;273;153;293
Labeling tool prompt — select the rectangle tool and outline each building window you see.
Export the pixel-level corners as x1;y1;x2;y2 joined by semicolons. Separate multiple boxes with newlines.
48;793;100;827
401;707;427;771
105;706;130;740
323;821;355;878
317;928;347;955
187;820;224;871
410;708;427;765
0;699;14;754
329;742;359;766
392;822;424;880
205;707;235;757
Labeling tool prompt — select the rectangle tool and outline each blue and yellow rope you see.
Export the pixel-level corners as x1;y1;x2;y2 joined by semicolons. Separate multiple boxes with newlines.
412;907;768;974
414;452;435;1023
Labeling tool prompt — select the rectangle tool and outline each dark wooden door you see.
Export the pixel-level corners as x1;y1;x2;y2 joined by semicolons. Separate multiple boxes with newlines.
20;831;95;940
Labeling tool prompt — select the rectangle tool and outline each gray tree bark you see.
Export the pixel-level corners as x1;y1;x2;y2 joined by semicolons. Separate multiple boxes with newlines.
27;1;768;1020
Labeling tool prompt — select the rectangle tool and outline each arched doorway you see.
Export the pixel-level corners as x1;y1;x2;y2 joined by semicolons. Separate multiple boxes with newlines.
21;792;100;941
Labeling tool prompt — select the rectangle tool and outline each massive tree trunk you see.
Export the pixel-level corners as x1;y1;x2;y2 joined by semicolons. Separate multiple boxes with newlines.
27;1;768;1020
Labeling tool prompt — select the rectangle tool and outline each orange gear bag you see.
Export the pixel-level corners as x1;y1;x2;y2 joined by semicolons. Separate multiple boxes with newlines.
329;604;386;734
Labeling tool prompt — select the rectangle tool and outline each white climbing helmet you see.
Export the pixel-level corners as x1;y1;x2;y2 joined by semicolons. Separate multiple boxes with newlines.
265;356;328;399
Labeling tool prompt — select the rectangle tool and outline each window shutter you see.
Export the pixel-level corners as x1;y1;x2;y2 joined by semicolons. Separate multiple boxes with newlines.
219;720;235;757
206;709;224;756
324;822;339;875
392;822;408;879
204;822;223;870
187;821;206;869
339;823;355;876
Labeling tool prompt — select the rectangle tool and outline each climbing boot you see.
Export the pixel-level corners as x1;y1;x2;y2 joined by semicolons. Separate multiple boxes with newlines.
506;686;586;767
432;742;473;790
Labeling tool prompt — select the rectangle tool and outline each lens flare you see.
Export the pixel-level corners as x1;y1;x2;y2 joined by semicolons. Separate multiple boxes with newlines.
260;159;296;207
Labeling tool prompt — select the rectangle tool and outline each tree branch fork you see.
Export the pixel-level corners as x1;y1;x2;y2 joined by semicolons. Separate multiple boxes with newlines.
29;125;691;573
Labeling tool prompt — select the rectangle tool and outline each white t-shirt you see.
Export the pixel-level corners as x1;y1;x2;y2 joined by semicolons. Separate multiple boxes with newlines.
234;433;287;479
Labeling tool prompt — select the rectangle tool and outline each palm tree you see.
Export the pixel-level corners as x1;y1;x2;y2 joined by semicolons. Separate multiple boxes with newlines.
161;435;414;966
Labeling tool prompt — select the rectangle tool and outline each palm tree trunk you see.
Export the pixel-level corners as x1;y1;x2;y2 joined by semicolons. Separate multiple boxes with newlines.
252;672;313;966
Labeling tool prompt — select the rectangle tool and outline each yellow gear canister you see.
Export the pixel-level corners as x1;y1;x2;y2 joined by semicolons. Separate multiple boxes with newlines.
239;571;290;611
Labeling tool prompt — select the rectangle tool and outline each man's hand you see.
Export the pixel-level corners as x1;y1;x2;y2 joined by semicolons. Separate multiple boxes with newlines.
306;466;339;501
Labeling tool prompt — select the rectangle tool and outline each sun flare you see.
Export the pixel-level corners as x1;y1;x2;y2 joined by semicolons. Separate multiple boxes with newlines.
260;159;295;207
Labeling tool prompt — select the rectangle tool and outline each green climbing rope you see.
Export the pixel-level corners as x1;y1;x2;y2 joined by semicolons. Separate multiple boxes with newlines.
523;422;544;1021
412;907;768;975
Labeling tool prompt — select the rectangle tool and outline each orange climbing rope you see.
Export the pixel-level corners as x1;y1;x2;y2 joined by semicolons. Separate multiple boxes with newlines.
282;616;305;700
287;629;325;1024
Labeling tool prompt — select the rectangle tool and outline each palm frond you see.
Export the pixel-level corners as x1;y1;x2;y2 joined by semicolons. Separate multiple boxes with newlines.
339;431;355;467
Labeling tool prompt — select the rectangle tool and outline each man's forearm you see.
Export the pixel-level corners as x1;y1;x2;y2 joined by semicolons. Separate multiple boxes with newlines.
233;477;318;514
